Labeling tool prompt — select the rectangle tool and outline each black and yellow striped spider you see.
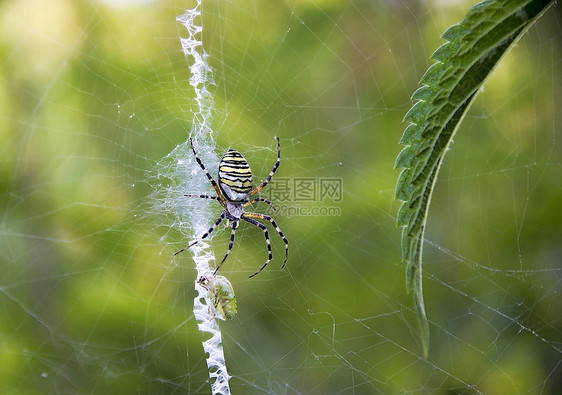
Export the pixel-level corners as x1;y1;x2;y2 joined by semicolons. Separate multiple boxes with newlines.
175;137;288;278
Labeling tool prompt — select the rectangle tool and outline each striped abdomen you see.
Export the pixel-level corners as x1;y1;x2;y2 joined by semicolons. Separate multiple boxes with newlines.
218;148;253;202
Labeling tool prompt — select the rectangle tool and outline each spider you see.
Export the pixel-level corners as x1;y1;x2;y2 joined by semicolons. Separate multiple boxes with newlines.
175;137;288;278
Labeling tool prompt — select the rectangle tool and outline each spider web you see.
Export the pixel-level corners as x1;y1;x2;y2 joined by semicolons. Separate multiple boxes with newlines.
1;0;561;394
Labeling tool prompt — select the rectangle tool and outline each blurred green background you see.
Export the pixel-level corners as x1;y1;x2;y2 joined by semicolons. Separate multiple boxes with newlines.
1;0;561;393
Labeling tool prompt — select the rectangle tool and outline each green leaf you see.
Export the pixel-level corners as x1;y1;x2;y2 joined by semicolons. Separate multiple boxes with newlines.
394;0;555;358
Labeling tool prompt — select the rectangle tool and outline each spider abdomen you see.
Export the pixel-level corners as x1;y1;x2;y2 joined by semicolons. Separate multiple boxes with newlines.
218;148;253;202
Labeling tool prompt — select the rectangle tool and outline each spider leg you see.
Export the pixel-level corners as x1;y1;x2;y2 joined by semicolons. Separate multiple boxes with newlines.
250;136;280;196
243;197;276;211
174;211;226;255
213;220;239;275
189;137;224;198
185;194;220;201
241;216;272;278
244;212;288;270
